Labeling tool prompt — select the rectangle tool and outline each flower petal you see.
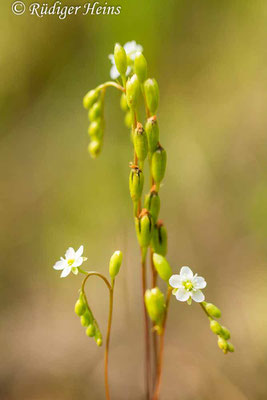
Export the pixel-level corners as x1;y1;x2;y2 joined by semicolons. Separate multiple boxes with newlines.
169;274;183;288
175;288;190;302
72;257;83;268
180;266;193;280
108;54;115;64
193;276;207;289
126;66;132;76
110;65;119;80
60;266;71;278
75;245;84;258
53;260;66;270
65;247;75;260
191;290;205;303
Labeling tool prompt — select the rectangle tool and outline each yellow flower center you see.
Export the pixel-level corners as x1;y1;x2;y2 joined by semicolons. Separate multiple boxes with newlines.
68;259;75;266
184;281;193;291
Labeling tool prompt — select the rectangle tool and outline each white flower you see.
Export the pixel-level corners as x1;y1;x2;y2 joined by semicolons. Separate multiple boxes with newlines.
108;41;143;80
53;245;87;278
169;266;207;305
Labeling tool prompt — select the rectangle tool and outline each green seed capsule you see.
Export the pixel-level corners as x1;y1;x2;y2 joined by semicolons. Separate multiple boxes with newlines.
94;330;103;347
145;287;166;325
75;299;86;316
89;101;102;121
88;140;102;159
83;89;98;110
145;116;159;154
151;221;167;256
114;43;127;77
144;78;159;114
129;166;144;202
151;144;167;187
133;123;148;163
153;253;172;282
217;336;228;352
144;187;160;222
210;320;222;335
204;302;222;318
227;342;235;353
81;311;92;327
88;120;103;140
220;326;231;340
124;111;132;129
86;324;96;337
126;74;141;109
109;250;123;279
135;209;153;248
134;52;147;83
120;93;128;112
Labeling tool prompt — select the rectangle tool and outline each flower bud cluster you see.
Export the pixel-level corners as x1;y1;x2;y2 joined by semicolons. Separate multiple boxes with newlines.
202;301;234;354
75;292;103;346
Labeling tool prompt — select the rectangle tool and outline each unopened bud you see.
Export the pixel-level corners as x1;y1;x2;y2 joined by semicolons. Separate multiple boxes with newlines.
89;101;102;121
88;120;103;141
227;342;235;352
133;123;148;163
129;166;144;202
94;330;103;347
217;336;228;351
83;89;98;110
145;116;159;154
75;299;86;316
151;145;167;187
204;302;221;318
134;52;147;83
144;78;159;114
80;311;92;327
151;221;167;256
153;253;172;282
144;186;160;222
135;209;153;248
120;93;128;112
88;140;102;159
145;287;165;325
210;320;222;335
126;74;141;109
86;324;96;337
114;43;127;77
220;326;230;340
109;250;123;279
124;111;132;129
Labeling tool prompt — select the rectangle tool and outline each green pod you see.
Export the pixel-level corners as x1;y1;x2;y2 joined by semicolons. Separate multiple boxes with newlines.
86;324;96;337
133;123;148;163
210;320;222;335
88;120;103;140
89;101;102;121
145;287;166;325
144;187;160;222
120;93;128;112
227;342;235;353
129;167;144;202
153;253;172;282
135;209;153;248
134;52;147;83
220;326;231;340
145;115;159;154
74;299;86;316
204;302;222;318
126;74;141;109
88;140;102;159
151;221;167;256
109;250;123;279
83;89;98;110
80;311;92;327
124;111;132;129
114;43;127;77
94;330;103;347
217;336;228;352
151;145;167;187
144;78;159;114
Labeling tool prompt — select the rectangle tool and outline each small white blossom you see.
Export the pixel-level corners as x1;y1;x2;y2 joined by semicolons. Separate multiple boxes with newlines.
53;245;87;278
169;266;207;305
108;41;143;80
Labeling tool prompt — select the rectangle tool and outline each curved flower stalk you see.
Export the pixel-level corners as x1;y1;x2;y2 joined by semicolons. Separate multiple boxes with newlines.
53;247;123;400
79;41;235;400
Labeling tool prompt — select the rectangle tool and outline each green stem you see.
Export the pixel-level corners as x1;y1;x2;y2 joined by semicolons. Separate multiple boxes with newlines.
96;81;125;93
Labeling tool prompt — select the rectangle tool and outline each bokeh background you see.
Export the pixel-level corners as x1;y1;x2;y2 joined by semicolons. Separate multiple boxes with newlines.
1;0;267;399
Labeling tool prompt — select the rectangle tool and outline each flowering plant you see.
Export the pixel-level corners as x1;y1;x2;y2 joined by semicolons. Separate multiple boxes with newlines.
53;41;234;400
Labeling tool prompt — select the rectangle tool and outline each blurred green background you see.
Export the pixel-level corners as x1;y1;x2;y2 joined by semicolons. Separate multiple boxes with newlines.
1;0;267;399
